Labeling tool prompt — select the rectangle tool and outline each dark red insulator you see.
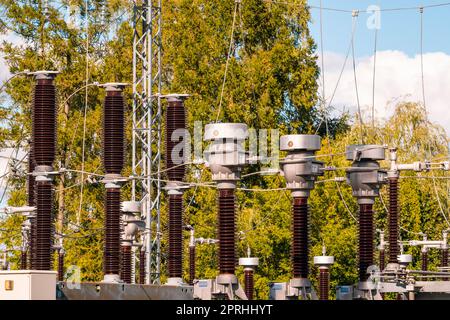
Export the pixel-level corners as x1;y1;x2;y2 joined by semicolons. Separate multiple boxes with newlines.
422;251;428;271
121;245;132;284
104;188;121;275
32;79;56;166
189;245;195;285
244;269;254;300
359;204;374;282
319;267;330;300
58;251;64;281
102;90;124;175
165;99;186;181
292;197;309;279
442;249;448;280
379;249;385;271
218;189;236;275
21;251;27;270
139;249;146;284
388;178;399;263
168;194;183;278
35;181;54;270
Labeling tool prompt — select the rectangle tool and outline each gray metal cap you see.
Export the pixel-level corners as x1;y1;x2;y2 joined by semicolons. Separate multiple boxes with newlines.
239;257;259;267
204;123;248;141
345;145;385;161
314;255;334;266
280;135;321;152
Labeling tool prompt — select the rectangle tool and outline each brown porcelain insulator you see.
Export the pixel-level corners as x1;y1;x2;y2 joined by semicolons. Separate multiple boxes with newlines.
319;267;330;300
104;188;121;275
168;194;183;278
244;269;254;300
359;204;374;282
388;178;399;263
32;79;56;166
189;245;195;285
58;250;64;281
102;91;124;175
20;251;27;270
121;245;132;284
379;249;385;271
165;99;186;181
292;197;309;279
35;181;53;270
218;189;236;275
139;249;146;284
422;251;428;271
27;147;35;208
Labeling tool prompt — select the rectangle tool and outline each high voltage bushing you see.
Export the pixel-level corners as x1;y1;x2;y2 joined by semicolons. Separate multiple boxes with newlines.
345;145;386;293
163;94;189;285
29;71;59;271
120;201;143;283
279;134;323;299
58;248;65;282
239;255;259;300
28;147;35;269
100;83;128;283
313;254;334;300
196;123;248;300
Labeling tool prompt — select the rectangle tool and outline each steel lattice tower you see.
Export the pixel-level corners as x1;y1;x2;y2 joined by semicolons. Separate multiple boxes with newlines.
132;0;162;285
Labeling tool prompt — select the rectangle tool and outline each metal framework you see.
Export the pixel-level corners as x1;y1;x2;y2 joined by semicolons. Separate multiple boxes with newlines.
132;0;162;284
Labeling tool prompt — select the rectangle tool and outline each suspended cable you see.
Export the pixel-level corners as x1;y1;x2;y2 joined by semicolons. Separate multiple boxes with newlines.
77;0;90;225
215;0;239;122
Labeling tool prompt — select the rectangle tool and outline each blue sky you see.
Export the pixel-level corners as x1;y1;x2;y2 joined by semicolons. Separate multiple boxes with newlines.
308;0;450;57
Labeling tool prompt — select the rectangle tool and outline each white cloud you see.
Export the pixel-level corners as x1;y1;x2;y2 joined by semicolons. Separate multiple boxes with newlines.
318;50;450;134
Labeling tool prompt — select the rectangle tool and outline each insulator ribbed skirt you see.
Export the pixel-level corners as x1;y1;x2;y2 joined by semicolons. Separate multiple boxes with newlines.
319;268;330;300
168;194;183;278
139;249;146;284
244;269;254;300
104;188;121;275
422;251;428;271
442;249;448;280
292;197;309;279
103;92;124;175
35;181;54;270
189;246;195;285
359;204;374;282
379;249;385;271
218;189;236;275
165;99;186;181
388;178;399;263
20;251;27;270
30;216;36;269
27;147;35;208
121;246;132;283
58;251;64;281
32;80;56;166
